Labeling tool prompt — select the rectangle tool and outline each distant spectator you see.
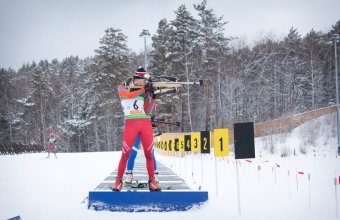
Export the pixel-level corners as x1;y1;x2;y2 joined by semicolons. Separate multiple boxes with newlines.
30;138;36;145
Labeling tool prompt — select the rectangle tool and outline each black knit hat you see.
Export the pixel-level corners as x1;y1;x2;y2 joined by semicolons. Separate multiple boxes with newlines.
133;66;148;79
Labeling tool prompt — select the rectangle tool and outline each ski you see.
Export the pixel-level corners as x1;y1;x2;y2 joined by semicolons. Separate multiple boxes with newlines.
122;180;145;188
122;181;172;190
161;185;172;190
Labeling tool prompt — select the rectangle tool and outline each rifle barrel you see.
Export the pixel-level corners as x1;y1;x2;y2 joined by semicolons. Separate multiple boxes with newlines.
172;81;203;85
154;81;203;85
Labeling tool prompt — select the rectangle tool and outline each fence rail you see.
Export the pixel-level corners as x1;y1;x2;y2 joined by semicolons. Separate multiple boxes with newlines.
0;143;45;155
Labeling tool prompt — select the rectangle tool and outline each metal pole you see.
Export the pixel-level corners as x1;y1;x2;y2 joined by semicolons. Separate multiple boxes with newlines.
144;35;147;71
331;34;340;155
330;34;340;217
139;29;150;71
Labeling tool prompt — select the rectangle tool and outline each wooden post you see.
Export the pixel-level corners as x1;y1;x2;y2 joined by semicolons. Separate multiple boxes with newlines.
236;160;241;214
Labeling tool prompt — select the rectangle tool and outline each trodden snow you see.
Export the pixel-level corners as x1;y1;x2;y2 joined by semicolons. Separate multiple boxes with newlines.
0;113;339;220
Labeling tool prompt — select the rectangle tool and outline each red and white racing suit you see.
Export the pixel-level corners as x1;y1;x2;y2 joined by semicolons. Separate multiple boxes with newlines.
116;81;156;177
47;133;59;154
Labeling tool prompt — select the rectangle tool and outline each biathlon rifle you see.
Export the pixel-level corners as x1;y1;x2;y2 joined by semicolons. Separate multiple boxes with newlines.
127;75;203;98
152;118;180;137
152;120;180;127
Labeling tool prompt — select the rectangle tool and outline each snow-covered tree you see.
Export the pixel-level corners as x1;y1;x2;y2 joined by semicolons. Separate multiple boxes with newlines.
193;0;229;130
87;28;130;151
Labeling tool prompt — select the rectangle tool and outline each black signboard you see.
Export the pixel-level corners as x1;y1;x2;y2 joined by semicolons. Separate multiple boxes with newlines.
184;135;191;151
173;138;178;151
200;131;210;154
234;122;255;159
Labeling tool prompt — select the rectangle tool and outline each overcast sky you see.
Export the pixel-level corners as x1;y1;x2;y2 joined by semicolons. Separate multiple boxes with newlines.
1;0;339;71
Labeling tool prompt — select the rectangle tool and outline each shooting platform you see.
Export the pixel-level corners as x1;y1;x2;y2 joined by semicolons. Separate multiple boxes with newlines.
88;152;208;212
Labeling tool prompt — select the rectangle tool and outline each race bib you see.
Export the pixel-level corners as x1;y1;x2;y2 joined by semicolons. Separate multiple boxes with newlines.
49;135;55;143
121;99;146;117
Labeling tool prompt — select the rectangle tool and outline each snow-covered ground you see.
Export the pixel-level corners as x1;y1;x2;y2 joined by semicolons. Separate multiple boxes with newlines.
0;113;339;220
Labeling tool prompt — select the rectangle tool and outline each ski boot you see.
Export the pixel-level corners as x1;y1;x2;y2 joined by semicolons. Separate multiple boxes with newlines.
149;176;161;191
124;170;133;185
112;176;123;191
154;170;159;185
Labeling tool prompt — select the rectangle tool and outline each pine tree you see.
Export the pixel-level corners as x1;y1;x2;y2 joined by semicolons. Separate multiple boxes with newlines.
194;0;229;130
149;18;174;75
0;68;13;142
25;63;53;146
89;28;130;151
170;4;201;131
57;56;88;152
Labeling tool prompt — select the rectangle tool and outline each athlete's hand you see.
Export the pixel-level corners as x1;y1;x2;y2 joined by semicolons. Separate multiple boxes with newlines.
145;82;152;89
145;82;153;95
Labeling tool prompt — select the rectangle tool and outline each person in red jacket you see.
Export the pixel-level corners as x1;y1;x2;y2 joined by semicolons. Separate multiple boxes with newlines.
112;67;161;192
46;128;60;159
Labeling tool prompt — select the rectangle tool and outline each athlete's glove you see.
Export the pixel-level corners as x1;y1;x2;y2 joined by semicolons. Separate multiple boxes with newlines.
145;82;154;97
145;82;152;91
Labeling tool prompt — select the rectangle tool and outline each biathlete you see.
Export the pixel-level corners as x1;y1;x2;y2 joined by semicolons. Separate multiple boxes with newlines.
46;128;60;159
112;67;161;192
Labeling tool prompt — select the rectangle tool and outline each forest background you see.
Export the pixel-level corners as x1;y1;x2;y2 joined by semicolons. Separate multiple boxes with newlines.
1;1;340;153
